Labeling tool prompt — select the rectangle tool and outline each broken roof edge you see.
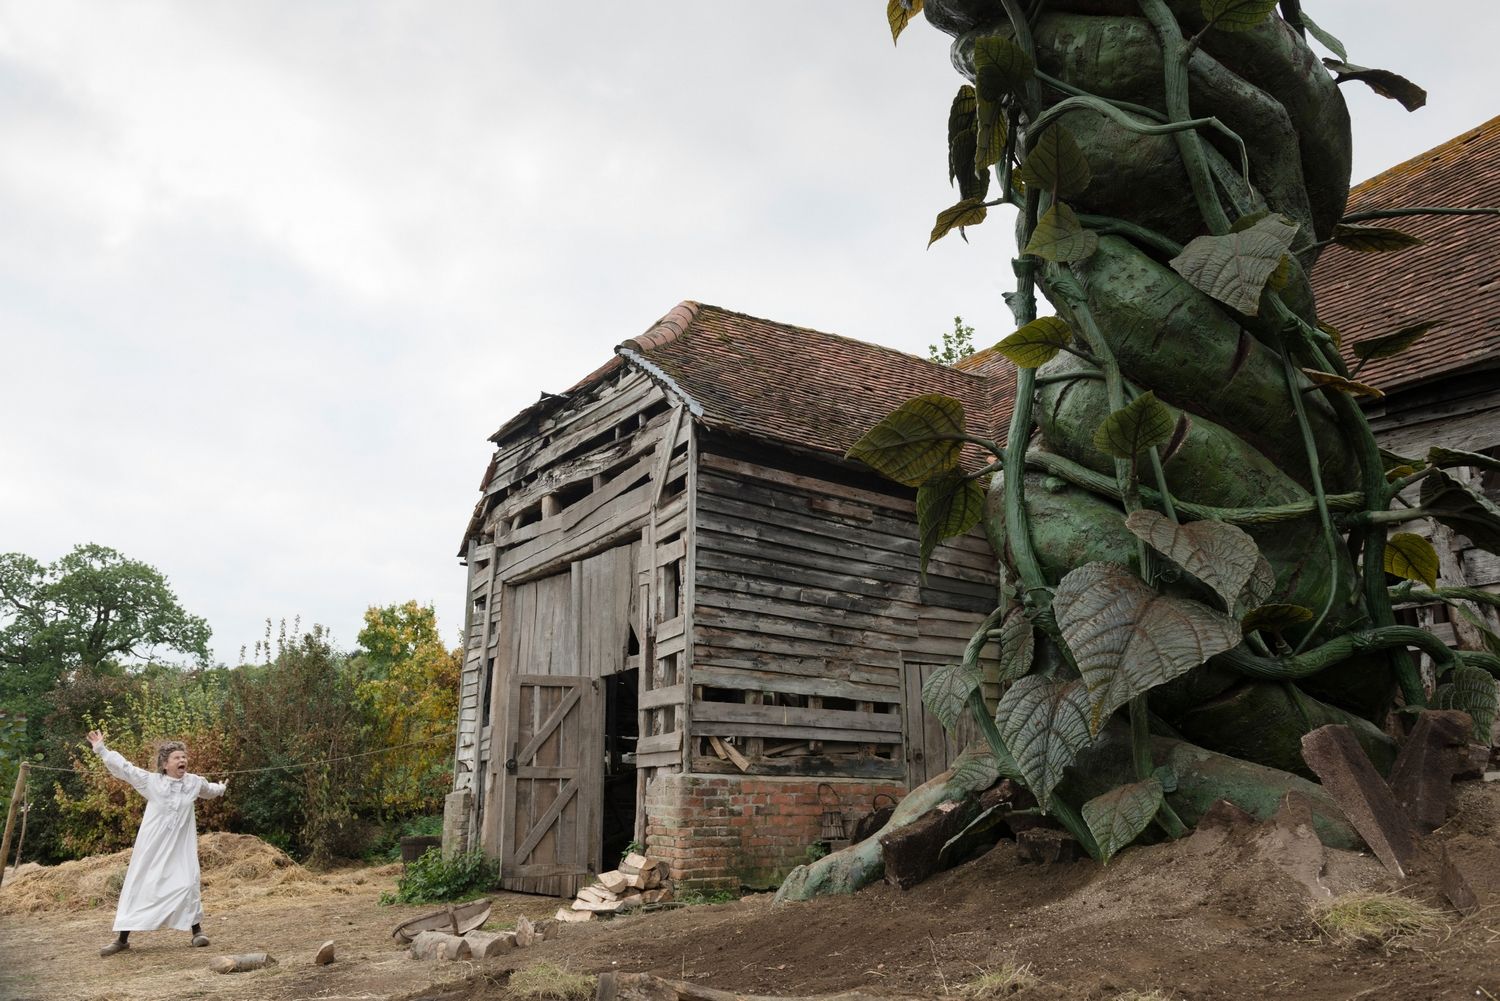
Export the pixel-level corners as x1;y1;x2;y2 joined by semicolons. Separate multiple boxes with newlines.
615;347;705;419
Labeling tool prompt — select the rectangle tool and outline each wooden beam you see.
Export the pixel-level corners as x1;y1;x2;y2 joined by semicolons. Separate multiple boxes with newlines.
639;684;686;710
635;731;682;755
693;720;902;745
691;700;901;733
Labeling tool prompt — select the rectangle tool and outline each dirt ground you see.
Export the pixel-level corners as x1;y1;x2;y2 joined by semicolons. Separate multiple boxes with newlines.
3;784;1499;1001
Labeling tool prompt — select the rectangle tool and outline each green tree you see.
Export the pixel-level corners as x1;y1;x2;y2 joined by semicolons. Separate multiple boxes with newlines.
353;601;460;815
927;315;975;366
226;628;377;865
0;545;210;737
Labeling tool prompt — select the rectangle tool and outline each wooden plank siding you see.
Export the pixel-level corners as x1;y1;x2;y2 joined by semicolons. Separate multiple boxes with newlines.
686;445;1000;780
455;368;679;867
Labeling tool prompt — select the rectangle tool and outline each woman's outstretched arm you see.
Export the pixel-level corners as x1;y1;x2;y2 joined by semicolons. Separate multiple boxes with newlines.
86;730;153;796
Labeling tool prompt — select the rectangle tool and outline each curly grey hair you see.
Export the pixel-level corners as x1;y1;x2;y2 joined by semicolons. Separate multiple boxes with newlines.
155;741;187;774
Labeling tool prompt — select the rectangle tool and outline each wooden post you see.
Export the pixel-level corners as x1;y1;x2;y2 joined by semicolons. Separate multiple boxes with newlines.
0;761;30;891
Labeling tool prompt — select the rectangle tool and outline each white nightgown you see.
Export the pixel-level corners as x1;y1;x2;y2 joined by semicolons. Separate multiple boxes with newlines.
94;742;226;932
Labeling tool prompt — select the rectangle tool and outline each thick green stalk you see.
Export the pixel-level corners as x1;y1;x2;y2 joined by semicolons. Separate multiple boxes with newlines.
1027;96;1249;191
1023;450;1364;523
1456;651;1500;679
1393;586;1500;612
1218;626;1456;680
1276;342;1342;651
1136;0;1232;234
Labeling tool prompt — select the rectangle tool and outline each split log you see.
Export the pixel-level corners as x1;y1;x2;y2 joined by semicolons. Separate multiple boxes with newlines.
314;941;335;966
598;870;631;894
774;749;998;904
410;931;472;961
514;916;537;947
595;971;916;1001
210;952;277;974
556;907;595;923
463;930;515;958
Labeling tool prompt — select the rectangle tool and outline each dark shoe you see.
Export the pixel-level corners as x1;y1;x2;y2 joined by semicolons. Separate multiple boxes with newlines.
100;940;129;957
191;934;210;948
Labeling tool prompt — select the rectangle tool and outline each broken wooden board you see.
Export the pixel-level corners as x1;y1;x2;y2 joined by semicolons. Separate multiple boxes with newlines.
1388;710;1473;832
708;735;751;773
1300;725;1418;878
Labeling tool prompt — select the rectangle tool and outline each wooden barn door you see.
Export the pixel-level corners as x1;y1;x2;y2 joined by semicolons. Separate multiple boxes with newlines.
500;673;599;896
903;662;977;789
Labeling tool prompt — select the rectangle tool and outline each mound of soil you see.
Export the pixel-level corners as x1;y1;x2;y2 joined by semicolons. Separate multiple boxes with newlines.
0;832;311;915
439;782;1500;1001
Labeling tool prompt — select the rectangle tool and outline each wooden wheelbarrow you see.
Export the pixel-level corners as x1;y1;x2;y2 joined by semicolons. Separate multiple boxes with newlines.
391;897;493;944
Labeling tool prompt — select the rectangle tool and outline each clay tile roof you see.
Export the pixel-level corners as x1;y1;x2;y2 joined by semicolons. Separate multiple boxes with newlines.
619;301;1010;461
1312;115;1500;392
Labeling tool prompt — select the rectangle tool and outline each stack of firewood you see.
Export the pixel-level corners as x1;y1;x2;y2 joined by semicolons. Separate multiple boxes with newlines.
555;852;672;922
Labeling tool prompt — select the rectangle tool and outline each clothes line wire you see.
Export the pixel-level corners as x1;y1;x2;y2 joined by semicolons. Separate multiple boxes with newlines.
19;730;458;778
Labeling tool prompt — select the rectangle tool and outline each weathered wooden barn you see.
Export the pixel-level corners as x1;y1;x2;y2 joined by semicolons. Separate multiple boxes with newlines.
1313;113;1500;645
445;302;1014;894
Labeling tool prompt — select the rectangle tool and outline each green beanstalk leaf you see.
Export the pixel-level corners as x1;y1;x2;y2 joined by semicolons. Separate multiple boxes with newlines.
1382;532;1439;589
996;675;1094;811
1083;778;1164;864
847;394;965;486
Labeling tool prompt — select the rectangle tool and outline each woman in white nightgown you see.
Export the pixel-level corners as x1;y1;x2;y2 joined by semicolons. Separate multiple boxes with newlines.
86;730;227;957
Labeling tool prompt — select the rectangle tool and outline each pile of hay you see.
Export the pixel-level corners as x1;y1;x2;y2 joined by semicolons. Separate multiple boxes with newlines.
0;832;310;915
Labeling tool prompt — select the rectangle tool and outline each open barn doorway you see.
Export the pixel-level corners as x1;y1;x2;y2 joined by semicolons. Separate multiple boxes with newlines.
602;664;639;870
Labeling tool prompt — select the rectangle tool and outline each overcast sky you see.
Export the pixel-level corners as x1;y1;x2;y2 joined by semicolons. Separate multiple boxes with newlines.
1;1;1494;665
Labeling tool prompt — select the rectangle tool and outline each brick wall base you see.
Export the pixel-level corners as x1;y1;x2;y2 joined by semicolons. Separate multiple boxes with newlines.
644;774;906;891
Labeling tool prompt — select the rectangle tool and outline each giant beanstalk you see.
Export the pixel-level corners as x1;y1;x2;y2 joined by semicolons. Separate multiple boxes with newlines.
844;0;1500;863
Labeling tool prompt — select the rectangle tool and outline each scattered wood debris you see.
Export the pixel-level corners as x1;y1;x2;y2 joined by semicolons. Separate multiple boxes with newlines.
408;911;554;960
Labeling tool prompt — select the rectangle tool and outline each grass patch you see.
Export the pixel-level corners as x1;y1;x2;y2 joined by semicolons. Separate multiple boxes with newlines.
1312;892;1444;943
507;962;595;1000
1111;991;1175;1001
959;961;1040;995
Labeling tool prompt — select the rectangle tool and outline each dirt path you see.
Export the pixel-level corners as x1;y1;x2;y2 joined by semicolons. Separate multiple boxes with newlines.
4;785;1499;1001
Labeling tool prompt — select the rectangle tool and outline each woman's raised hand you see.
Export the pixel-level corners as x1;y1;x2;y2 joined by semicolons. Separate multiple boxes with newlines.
86;730;104;748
